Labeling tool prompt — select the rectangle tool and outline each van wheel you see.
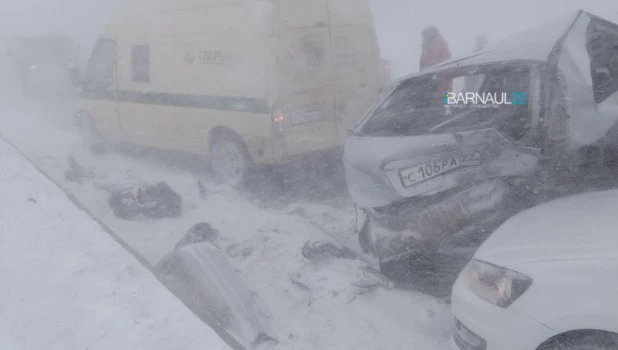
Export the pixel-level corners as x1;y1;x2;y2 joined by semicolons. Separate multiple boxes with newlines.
74;111;106;154
211;136;251;186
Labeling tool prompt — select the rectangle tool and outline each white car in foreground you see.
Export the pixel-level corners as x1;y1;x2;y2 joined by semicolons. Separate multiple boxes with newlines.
451;190;618;350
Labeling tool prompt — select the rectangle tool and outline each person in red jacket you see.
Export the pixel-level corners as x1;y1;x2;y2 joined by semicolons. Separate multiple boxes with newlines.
420;26;453;104
420;26;452;71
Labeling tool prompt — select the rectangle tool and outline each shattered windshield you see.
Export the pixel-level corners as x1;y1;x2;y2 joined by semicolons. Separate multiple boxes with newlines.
2;1;618;350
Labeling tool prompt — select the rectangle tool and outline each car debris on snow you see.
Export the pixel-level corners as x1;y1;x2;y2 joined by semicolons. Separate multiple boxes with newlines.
302;240;357;261
175;222;219;249
64;155;95;183
198;180;208;200
108;181;182;220
227;236;272;259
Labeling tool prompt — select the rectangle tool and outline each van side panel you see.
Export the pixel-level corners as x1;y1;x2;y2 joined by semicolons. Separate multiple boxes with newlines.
168;4;274;158
109;1;274;156
88;99;122;140
113;31;181;149
90;0;380;164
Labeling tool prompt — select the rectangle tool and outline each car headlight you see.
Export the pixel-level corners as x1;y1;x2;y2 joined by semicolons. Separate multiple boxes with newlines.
463;259;532;308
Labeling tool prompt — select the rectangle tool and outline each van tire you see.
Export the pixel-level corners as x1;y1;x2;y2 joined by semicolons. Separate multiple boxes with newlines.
210;134;251;186
74;111;106;154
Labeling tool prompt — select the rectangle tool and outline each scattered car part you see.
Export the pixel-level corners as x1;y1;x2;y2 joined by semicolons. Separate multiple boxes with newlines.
155;242;277;349
108;181;182;220
302;240;357;261
175;222;219;249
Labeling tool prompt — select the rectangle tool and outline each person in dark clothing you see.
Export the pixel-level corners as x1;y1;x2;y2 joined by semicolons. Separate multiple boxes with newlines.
420;26;452;71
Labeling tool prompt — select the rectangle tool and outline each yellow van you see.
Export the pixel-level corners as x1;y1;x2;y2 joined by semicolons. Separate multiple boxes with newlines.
75;0;382;184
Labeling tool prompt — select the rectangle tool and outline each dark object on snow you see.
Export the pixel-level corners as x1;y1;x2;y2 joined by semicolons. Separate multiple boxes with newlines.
108;189;142;220
137;181;182;218
109;181;182;220
302;240;357;261
175;222;219;249
289;276;311;292
27;198;37;204
64;156;94;184
198;180;208;200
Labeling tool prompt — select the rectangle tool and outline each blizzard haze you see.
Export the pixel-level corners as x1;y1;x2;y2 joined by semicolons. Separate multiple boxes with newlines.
1;0;617;76
2;0;618;349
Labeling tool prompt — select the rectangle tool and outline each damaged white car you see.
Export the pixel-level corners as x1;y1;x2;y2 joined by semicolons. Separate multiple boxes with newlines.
451;189;618;350
344;10;618;275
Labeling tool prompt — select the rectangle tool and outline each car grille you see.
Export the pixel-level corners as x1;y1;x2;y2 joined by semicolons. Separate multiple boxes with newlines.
453;319;487;350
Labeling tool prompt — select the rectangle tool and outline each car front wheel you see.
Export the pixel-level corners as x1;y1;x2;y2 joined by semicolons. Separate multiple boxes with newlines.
540;333;618;350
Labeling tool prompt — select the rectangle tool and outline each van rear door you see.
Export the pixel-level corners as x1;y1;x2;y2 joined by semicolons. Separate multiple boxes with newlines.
329;0;381;143
276;0;339;157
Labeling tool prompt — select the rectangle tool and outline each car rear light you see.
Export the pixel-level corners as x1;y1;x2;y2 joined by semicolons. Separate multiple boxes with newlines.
271;107;285;138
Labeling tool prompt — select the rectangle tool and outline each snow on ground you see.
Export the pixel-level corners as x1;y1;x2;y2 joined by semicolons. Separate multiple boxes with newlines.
0;138;230;350
0;99;454;349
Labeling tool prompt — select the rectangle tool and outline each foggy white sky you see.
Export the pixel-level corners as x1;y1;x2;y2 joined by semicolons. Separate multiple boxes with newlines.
371;0;618;75
1;0;617;76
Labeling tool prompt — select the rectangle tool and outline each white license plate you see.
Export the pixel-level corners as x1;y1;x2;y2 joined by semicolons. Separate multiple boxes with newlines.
399;153;481;188
290;110;324;125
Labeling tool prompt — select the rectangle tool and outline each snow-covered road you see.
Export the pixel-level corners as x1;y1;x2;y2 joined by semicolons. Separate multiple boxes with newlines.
0;99;454;349
0;135;231;350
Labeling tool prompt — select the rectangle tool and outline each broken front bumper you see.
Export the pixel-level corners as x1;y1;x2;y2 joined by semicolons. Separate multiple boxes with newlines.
363;179;512;262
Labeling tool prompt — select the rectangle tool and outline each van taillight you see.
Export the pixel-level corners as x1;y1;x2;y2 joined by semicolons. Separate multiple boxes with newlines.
272;108;285;137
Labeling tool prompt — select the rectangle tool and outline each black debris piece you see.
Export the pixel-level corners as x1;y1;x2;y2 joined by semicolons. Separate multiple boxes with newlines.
137;181;182;219
108;181;182;220
198;180;208;200
175;222;219;249
302;240;357;261
64;156;94;184
289;276;311;292
108;189;141;220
